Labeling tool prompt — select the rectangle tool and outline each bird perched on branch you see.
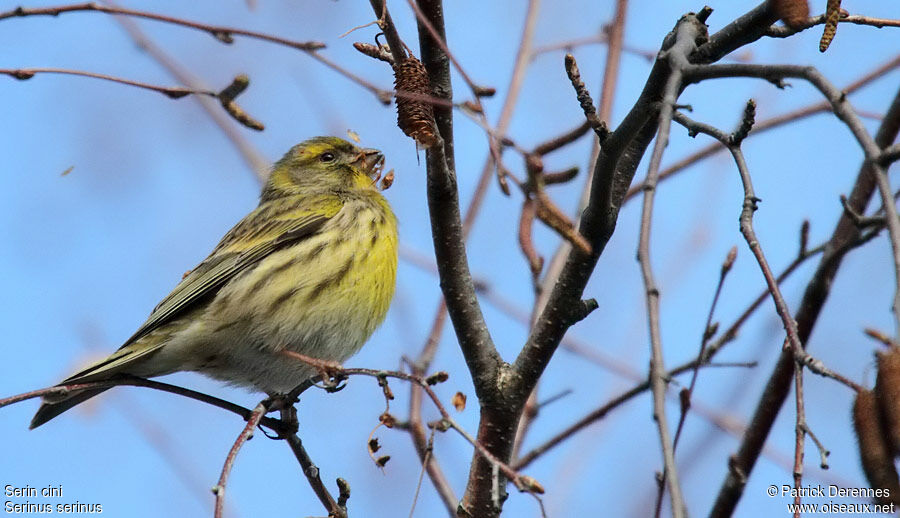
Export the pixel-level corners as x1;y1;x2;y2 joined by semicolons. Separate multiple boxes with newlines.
31;136;398;429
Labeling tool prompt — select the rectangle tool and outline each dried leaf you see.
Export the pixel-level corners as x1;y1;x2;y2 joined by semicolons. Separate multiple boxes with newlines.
452;392;467;412
368;437;380;454
379;169;395;191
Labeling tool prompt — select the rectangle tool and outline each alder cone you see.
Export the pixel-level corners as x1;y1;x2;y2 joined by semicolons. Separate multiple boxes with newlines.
393;56;438;148
875;347;900;455
852;390;900;505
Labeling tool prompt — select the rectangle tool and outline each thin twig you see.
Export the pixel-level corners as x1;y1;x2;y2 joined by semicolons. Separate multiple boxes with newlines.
368;0;408;65
1;67;216;98
531;34;656;62
280;406;346;518
2;66;265;131
213;401;269;518
532;121;592;156
709;81;900;518
280;353;545;496
405;315;458;516
403;0;491;102
661;245;737;518
637;13;711;518
104;1;270;179
401;0;501;175
791;367;807;517
626;53;900;201
0;376;284;431
671;108;867;393
0;3;325;50
408;428;437;518
512;222;880;471
765;12;900;38
683;62;900;346
513;0;630;465
872;164;900;335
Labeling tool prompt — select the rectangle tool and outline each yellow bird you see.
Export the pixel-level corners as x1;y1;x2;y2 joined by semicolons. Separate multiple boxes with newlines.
31;136;398;429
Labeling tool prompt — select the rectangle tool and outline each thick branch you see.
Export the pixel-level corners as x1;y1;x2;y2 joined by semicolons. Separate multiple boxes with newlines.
368;0;408;65
510;10;679;404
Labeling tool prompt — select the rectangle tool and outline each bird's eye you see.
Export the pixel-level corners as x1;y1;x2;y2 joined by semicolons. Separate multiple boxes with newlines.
319;152;335;163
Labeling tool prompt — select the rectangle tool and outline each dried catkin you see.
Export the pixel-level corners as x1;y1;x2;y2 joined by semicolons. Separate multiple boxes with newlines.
819;0;842;52
393;56;438;148
852;390;900;505
875;348;900;455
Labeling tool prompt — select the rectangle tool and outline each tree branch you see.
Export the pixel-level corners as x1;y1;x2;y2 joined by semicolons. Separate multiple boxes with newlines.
213;401;269;518
710;81;900;518
0;3;324;51
636;13;714;518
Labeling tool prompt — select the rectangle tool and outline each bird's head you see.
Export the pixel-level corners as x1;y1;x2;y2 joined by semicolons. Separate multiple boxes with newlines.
262;136;385;200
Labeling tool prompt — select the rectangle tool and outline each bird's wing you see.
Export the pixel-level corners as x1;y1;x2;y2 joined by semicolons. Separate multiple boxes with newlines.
121;193;343;348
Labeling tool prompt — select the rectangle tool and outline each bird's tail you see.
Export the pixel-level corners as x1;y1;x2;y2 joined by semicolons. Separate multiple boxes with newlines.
29;387;110;429
29;339;167;429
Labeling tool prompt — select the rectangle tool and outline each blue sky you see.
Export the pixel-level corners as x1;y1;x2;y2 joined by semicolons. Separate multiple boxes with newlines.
1;1;899;517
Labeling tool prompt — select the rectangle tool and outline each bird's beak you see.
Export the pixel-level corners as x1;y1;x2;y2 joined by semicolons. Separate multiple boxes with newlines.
355;148;385;181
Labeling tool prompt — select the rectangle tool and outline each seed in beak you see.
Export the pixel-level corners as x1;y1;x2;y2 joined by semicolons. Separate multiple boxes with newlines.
355;148;385;180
